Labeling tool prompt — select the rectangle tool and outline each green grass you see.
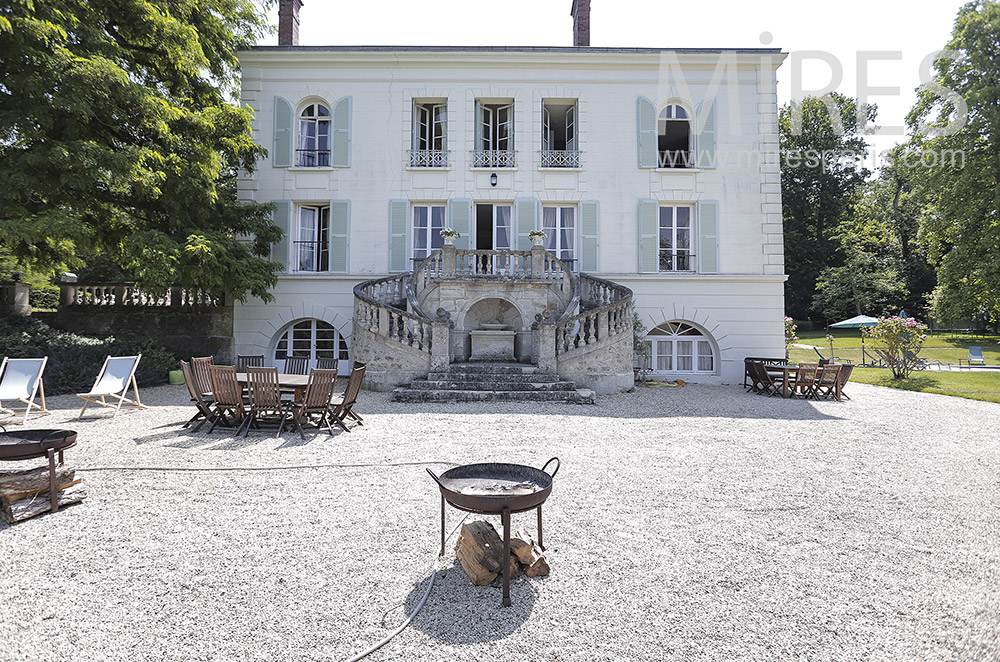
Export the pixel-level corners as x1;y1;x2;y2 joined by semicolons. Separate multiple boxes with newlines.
786;345;1000;404
794;329;1000;365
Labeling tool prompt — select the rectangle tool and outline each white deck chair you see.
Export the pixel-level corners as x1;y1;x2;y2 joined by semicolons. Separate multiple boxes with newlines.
78;355;147;419
0;357;51;424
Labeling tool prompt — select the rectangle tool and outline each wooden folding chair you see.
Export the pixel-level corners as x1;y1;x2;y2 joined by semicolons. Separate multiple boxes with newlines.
236;355;264;372
78;355;146;418
181;360;216;432
0;357;51;424
292;368;339;438
245;366;297;437
330;364;366;432
207;365;246;434
747;360;778;396
814;364;842;400
836;364;854;400
792;362;820;398
191;356;215;398
315;357;338;370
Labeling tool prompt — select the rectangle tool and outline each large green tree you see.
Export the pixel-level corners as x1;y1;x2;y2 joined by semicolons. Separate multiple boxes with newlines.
779;94;873;320
0;0;280;301
908;0;1000;324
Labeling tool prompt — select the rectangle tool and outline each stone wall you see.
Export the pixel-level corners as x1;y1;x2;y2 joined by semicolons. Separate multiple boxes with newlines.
44;306;234;363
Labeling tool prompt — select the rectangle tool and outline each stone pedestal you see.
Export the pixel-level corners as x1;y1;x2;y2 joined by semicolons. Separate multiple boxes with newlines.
469;330;517;361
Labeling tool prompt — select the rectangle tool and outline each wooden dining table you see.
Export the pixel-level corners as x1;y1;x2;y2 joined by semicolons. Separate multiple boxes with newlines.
235;372;310;399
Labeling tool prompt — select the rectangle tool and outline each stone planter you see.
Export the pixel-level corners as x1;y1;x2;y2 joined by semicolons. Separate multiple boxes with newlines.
530;235;545;246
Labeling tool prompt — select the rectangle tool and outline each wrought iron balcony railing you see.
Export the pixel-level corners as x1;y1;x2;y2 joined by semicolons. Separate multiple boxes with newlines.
471;150;516;168
539;150;581;168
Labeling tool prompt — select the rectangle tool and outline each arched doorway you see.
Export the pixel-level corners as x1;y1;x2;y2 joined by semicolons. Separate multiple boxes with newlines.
272;319;350;372
641;321;717;374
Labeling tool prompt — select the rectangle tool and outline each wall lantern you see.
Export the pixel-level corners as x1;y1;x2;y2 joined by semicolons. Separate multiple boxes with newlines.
490;173;498;187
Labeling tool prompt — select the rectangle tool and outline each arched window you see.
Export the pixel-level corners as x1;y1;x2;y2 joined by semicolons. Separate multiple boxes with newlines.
642;321;715;373
657;104;691;168
273;319;349;372
297;103;331;167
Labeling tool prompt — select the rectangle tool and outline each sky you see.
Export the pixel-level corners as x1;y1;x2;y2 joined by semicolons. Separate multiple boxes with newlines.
259;0;969;168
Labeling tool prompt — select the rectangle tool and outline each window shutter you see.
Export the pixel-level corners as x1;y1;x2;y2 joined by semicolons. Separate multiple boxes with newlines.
580;200;599;272
270;200;291;271
447;198;472;250
474;100;482;151
388;199;408;273
638;199;659;273
637;97;657;168
329;199;350;273
515;198;540;251
439;103;448;154
273;97;292;168
698;200;719;274
697;99;717;168
411;99;419;151
332;96;352;167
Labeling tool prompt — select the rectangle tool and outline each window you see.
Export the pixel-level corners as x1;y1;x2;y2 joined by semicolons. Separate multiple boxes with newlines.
274;319;350;373
412;204;446;260
297;103;331;167
411;101;447;167
657;104;691;168
643;322;715;373
658;205;693;271
474;101;514;167
541;101;579;167
295;205;329;272
542;206;576;264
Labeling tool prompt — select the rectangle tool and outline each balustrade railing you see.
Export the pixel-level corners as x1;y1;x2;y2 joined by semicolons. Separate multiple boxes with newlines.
60;283;223;307
539;150;581;168
471;150;516;168
553;274;633;359
353;274;435;356
408;150;449;168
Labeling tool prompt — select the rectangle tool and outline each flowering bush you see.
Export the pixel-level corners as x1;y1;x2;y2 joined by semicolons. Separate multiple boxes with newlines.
784;317;799;348
862;316;929;379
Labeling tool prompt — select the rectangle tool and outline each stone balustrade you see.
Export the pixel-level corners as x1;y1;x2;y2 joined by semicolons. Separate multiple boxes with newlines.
59;283;224;308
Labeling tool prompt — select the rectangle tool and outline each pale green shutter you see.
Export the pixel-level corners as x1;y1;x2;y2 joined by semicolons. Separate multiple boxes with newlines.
410;99;418;151
515;198;539;251
273;97;292;167
447;198;472;250
637;97;657;168
332;96;352;167
388;199;408;272
580;201;599;272
271;200;291;271
698;200;719;274
697;99;717;168
638;199;659;273
474;100;482;151
329;200;350;273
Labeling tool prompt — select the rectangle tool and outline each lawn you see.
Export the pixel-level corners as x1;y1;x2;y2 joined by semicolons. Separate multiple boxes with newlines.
795;329;1000;366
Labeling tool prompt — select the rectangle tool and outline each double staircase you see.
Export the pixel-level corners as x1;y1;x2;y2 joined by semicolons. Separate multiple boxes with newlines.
352;244;634;400
391;363;596;404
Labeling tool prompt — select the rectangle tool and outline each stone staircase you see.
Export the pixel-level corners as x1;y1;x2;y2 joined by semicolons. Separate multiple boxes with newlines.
391;363;596;404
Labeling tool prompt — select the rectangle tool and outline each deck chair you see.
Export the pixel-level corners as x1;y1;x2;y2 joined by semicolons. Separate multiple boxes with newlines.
813;364;842;400
793;362;820;398
968;346;986;366
207;365;245;434
191;356;215;398
78;355;146;418
245;366;297;437
283;356;309;375
330;364;366;432
236;354;264;372
0;357;51;424
291;368;339;438
180;360;215;432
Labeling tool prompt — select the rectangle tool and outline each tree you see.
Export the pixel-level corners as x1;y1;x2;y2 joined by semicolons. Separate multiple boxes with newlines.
779;94;873;320
908;0;1000;324
0;0;281;302
862;316;930;379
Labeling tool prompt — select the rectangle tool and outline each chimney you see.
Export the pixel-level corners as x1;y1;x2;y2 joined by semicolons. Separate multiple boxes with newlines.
278;0;303;46
570;0;591;47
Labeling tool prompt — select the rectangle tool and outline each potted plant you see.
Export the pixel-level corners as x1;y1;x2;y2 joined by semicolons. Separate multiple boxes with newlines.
440;228;460;244
528;230;546;246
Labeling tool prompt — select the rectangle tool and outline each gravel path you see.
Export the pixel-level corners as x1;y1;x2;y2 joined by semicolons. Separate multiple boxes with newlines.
0;383;997;661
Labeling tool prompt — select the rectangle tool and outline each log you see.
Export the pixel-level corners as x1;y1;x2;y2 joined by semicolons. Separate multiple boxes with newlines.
2;484;87;523
454;520;519;586
510;529;550;577
1;477;81;504
0;466;74;491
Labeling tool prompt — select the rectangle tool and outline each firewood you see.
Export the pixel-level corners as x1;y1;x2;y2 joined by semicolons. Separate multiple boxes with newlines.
455;520;503;585
0;466;74;489
510;529;549;576
1;477;81;503
2;484;87;523
525;556;550;577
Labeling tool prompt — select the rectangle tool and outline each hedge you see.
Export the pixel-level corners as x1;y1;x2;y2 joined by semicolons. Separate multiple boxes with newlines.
0;316;178;395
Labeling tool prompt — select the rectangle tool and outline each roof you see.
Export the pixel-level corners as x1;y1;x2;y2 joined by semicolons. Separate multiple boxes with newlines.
246;45;783;55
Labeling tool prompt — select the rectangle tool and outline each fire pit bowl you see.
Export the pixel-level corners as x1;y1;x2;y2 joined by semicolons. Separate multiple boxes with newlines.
428;458;559;607
0;429;77;461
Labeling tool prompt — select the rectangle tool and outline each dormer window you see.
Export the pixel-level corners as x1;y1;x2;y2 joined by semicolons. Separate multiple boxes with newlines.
297;103;331;167
657;104;691;168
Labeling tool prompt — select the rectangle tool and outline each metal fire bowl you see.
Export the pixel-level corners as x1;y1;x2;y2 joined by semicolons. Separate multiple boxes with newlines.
427;458;559;514
0;429;78;461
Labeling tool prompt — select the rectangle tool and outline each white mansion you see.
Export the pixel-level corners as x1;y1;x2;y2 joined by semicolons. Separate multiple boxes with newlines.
233;1;787;393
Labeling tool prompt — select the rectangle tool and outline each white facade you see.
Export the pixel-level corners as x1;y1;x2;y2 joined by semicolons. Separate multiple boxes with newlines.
235;46;787;385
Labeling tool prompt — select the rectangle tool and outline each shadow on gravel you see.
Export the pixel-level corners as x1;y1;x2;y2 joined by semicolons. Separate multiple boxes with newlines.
405;563;536;643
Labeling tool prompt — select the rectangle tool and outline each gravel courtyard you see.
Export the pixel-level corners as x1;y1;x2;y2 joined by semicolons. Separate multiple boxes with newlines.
1;382;997;661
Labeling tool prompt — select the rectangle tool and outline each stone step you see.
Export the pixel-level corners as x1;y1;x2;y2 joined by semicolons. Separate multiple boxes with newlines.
407;379;580;392
439;363;539;375
426;371;561;384
391;388;596;404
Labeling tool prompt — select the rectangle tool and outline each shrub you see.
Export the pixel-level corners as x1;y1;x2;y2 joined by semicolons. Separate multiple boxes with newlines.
0;316;179;394
862;316;929;379
784;317;799;348
29;285;59;310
